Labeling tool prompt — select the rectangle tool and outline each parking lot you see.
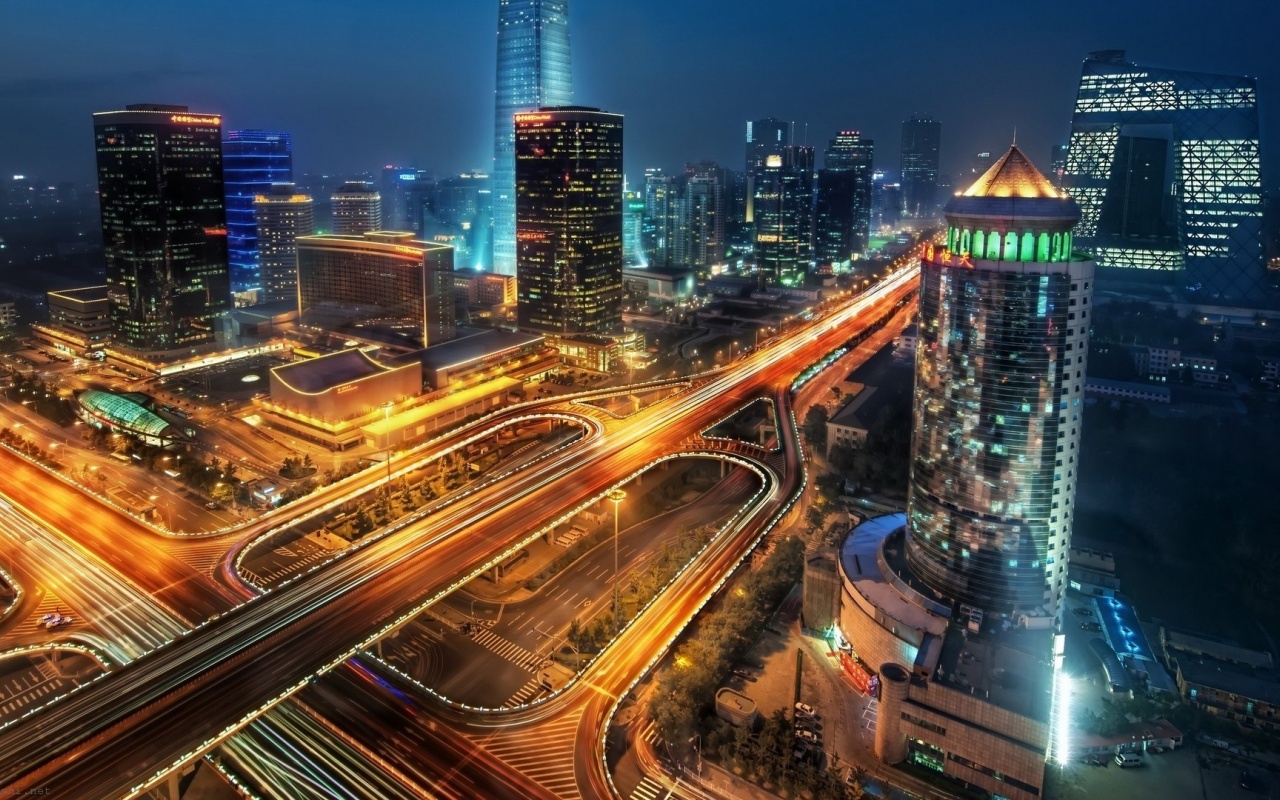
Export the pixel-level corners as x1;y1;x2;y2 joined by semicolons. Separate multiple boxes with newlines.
1071;744;1277;799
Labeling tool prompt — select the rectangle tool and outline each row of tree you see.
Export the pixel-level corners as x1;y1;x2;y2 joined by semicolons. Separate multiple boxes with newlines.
649;536;805;747
707;709;864;799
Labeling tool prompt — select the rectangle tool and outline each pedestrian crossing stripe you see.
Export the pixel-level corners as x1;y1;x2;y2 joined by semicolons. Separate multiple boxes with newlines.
469;627;541;672
503;676;543;708
630;777;666;800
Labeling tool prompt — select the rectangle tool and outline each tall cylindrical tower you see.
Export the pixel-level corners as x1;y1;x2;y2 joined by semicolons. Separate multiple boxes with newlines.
905;145;1094;617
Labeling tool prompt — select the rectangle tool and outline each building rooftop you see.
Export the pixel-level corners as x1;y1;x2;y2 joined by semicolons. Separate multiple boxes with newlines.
48;285;108;303
392;328;544;372
936;617;1055;722
1163;627;1274;669
271;349;398;394
78;390;181;441
962;144;1061;199
1174;654;1280;706
828;384;896;433
839;514;950;645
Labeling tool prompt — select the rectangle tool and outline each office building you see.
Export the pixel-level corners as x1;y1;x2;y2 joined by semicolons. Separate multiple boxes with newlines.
380;167;434;234
493;0;573;276
296;232;455;348
900;114;942;217
93;104;231;356
807;146;1092;800
623;188;646;267
675;161;727;271
815;131;874;266
752;145;814;285
330;181;382;236
254;183;314;304
223;130;293;294
910;144;1093;616
1050;144;1069;185
745;118;790;227
33;286;111;353
515;107;623;336
642;168;675;268
1063;50;1268;306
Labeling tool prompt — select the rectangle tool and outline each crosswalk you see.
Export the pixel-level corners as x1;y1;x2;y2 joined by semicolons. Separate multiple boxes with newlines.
630;776;670;800
640;720;660;745
472;710;582;799
9;590;74;637
172;538;233;577
503;675;544;708
244;541;332;587
0;655;70;721
469;627;542;672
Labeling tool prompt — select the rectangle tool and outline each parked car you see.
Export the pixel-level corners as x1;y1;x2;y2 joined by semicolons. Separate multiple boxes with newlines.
1072;607;1093;617
795;702;817;718
1115;753;1142;768
1081;621;1103;632
794;729;819;744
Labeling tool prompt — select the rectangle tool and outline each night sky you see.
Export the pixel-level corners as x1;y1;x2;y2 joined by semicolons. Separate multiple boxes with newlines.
2;0;1277;186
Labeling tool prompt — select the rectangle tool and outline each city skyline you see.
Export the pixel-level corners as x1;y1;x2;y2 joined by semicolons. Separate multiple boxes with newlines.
3;0;1279;186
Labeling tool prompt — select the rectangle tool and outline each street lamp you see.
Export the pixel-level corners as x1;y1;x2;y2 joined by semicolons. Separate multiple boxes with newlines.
382;402;394;508
607;488;626;634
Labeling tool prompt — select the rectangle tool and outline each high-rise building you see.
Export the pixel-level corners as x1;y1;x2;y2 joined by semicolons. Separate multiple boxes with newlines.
815;131;874;266
493;0;573;277
515;107;623;335
93;104;231;355
900;114;942;217
330;181;382;236
745;118;790;226
223;130;293;294
254;183;314;304
675;162;726;270
1049;144;1069;185
622;187;646;267
1063;50;1268;307
641;168;675;268
909;145;1093;616
296;232;455;348
429;172;491;269
752;145;814;284
380;167;434;234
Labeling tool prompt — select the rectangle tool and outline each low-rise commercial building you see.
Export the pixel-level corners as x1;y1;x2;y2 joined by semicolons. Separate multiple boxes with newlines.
1161;626;1280;737
391;328;549;391
34;286;111;354
622;265;696;307
77;390;189;448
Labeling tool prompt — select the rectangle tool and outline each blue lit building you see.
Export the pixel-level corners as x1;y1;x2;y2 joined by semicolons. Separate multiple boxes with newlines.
1063;50;1270;307
223;130;293;295
493;0;573;276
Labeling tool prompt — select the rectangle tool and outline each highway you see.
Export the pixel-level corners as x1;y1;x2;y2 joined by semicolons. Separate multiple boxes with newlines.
0;258;919;798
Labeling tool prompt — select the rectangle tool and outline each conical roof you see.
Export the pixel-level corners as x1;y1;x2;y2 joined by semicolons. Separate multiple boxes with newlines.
961;144;1060;199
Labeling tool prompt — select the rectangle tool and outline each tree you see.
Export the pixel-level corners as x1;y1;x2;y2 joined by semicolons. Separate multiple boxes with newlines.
802;405;830;450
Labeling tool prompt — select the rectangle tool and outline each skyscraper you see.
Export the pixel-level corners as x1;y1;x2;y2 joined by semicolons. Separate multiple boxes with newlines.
909;145;1093;616
493;0;573;276
641;168;675;267
515;107;623;335
900;114;942;217
223;130;292;295
1063;50;1268;307
330;181;382;236
815;131;874;266
93;104;231;355
675;162;727;270
752;145;814;284
745;118;790;226
296;232;455;348
380;167;434;234
254;183;314;304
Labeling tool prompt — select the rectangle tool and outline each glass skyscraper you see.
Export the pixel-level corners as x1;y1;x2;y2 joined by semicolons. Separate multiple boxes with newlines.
493;0;573;276
254;184;314;304
1063;50;1269;307
815;130;874;266
94;105;231;355
515;107;623;335
908;146;1094;616
752;145;814;285
223;130;292;295
900;115;941;217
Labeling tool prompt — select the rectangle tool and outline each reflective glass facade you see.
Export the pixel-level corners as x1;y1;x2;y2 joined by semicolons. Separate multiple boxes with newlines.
515;107;623;335
815;131;874;265
1063;50;1270;307
752;145;814;285
900;115;941;217
907;148;1093;615
254;184;314;304
493;0;573;276
223;130;292;294
93;105;231;355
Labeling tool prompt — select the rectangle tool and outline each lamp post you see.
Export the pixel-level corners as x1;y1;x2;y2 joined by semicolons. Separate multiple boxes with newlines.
382;402;394;509
607;488;626;634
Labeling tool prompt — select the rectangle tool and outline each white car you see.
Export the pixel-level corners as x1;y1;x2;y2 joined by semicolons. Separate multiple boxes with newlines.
794;729;819;744
795;702;817;718
44;615;73;630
